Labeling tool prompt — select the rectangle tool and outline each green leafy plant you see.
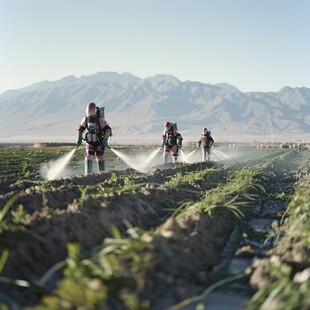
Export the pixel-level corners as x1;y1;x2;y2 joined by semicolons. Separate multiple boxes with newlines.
246;263;310;310
164;168;219;189
0;195;19;234
10;205;30;224
174;166;269;219
0;250;9;274
78;186;88;204
248;169;310;310
31;228;153;310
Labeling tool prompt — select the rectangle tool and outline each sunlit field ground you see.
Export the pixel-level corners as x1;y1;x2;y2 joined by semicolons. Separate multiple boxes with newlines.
0;144;309;309
0;142;295;180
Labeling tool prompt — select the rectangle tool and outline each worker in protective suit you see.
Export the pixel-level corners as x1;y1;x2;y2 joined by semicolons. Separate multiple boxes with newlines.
162;122;183;164
197;128;214;161
76;102;112;175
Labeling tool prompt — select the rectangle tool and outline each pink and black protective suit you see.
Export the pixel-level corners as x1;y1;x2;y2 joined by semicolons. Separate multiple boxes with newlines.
162;122;183;164
197;128;214;161
76;102;112;174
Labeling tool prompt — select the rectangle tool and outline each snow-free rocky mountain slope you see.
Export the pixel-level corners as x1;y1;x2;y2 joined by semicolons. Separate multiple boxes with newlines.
0;72;309;143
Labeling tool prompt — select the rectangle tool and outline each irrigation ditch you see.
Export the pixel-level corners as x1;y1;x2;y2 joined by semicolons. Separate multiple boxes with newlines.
0;146;309;309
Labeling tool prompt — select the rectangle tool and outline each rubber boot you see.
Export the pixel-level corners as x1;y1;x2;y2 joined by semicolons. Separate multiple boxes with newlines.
163;154;168;164
85;160;93;175
97;160;105;172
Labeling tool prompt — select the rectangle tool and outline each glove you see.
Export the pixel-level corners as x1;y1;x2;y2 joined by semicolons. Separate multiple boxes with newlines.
76;137;82;146
102;138;109;147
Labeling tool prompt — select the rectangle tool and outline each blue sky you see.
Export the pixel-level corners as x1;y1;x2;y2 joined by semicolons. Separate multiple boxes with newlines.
1;0;309;94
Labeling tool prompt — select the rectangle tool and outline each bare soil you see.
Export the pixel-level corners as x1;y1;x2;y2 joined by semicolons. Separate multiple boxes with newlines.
0;148;309;309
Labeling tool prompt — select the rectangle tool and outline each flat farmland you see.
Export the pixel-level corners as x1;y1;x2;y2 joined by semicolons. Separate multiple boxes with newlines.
0;145;309;310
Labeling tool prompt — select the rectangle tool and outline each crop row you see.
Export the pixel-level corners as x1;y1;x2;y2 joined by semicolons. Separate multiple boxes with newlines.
0;148;309;309
246;165;310;310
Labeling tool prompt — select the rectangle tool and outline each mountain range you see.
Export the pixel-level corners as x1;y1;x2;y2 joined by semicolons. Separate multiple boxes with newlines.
0;72;309;144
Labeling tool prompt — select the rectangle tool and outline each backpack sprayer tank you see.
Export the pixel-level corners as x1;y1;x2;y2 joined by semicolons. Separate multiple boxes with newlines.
97;107;105;118
163;122;178;146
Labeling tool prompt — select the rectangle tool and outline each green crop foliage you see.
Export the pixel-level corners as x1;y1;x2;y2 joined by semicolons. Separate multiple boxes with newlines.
78;186;88;204
164;168;220;189
174;166;269;219
275;192;287;201
224;167;269;196
94;179;143;199
30;243;108;310
0;195;19;234
10;205;30;224
247;166;310;310
107;172;119;184
285;185;310;245
246;263;310;310
30;227;154;310
0;249;9;274
0;147;308;309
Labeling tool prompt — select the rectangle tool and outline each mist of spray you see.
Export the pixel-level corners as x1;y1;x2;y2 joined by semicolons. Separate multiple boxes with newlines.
110;148;145;171
110;147;161;172
212;148;230;159
144;147;162;165
41;149;76;180
180;150;188;163
181;148;198;163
